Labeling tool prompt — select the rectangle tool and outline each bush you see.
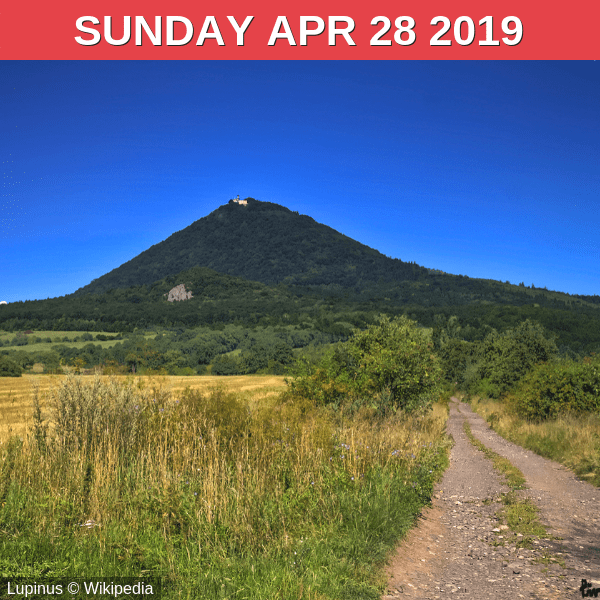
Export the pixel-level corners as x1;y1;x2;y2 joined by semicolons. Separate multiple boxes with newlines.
510;355;600;421
0;355;22;377
211;354;241;375
438;338;474;383
467;320;558;398
290;315;441;414
239;340;294;375
11;335;28;347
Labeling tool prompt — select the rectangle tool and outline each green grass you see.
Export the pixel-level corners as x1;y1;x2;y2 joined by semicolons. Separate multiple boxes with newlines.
470;396;600;488
0;330;158;355
462;420;526;490
0;376;451;599
501;491;547;538
462;420;550;549
533;550;566;568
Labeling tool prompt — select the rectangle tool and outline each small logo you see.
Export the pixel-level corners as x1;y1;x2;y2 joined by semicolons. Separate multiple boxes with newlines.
580;579;600;598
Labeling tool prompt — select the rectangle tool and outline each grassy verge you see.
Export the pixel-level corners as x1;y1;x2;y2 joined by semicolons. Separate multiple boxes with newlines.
0;375;450;599
469;396;600;488
462;420;548;549
462;420;526;490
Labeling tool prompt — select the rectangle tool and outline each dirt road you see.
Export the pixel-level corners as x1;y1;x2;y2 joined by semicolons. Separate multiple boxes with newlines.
383;397;600;599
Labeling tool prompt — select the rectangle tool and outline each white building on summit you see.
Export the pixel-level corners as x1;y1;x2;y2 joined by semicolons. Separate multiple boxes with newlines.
232;195;248;205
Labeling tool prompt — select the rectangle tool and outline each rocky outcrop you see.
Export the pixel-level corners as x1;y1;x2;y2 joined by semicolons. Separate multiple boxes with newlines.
165;284;193;302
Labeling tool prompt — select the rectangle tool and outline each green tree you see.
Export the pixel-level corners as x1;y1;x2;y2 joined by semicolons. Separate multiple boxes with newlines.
0;355;22;377
511;354;600;420
473;319;558;398
290;315;441;413
211;354;241;375
438;338;474;383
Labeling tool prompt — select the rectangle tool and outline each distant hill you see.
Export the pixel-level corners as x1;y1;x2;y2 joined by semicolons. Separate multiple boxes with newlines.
73;197;600;311
74;198;426;296
3;198;600;355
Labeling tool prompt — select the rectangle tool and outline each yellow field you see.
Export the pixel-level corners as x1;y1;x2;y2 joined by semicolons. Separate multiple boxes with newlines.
0;374;287;441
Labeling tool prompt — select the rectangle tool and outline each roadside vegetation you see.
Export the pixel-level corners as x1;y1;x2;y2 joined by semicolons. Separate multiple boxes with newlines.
469;396;600;488
0;316;451;599
434;315;600;487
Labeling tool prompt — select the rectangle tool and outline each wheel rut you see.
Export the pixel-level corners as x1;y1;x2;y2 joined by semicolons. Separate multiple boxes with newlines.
383;397;599;599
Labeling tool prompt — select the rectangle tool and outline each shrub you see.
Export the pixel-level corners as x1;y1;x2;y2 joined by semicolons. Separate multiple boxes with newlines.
11;335;28;347
289;315;441;414
211;354;241;375
0;355;22;377
438;338;474;383
510;355;600;421
468;320;558;398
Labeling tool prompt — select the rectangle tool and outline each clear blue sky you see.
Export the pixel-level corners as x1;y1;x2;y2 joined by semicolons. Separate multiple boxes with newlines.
2;61;599;302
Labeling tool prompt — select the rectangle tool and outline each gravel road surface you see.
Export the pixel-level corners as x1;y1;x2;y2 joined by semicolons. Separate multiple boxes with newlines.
383;397;599;599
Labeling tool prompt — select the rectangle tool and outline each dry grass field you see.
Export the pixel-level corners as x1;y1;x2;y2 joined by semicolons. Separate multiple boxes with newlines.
0;374;286;441
0;372;449;597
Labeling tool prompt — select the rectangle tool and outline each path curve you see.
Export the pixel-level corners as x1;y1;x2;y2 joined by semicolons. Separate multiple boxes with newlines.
383;397;599;599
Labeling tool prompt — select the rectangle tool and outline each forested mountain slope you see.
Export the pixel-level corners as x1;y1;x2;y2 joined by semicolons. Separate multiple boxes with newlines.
72;199;598;313
74;198;426;296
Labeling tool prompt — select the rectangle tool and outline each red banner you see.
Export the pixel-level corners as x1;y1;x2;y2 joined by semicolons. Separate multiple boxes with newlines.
1;0;597;59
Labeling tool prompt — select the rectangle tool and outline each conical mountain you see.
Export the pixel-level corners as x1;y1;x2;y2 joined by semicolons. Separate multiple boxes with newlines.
75;198;425;296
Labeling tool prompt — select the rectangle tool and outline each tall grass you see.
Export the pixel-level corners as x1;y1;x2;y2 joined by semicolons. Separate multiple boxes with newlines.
0;375;450;599
0;374;286;441
470;395;600;487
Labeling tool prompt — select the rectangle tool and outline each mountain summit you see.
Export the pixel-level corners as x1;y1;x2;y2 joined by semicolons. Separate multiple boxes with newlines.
75;198;425;296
